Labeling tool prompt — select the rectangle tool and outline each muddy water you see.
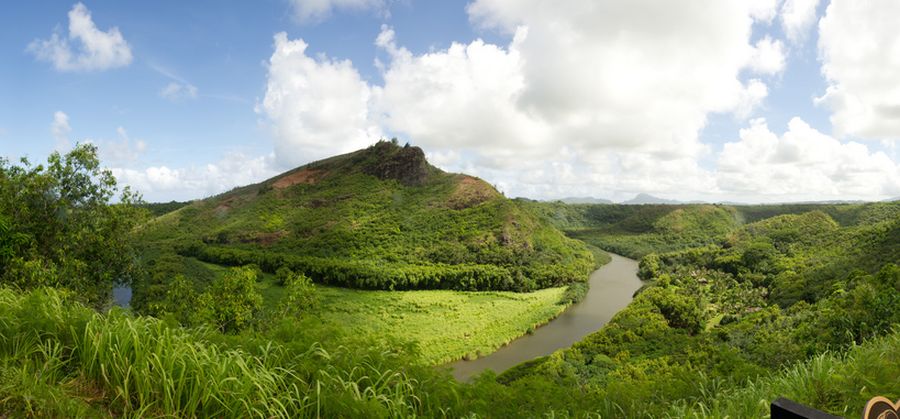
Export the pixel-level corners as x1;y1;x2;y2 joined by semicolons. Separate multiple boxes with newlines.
450;253;642;381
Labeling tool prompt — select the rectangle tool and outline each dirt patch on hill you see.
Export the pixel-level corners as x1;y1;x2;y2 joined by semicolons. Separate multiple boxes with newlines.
272;169;323;189
238;230;288;246
214;199;234;218
447;176;501;209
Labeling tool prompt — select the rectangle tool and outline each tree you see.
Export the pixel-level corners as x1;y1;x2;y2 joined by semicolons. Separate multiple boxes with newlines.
204;266;263;333
150;274;209;327
278;271;319;318
0;143;143;306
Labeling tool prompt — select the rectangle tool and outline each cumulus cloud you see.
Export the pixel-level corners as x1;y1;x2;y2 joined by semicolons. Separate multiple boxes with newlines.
290;0;388;23
262;2;777;172
817;0;900;142
28;3;132;72
461;1;772;159
112;153;278;202
781;0;821;44
160;82;198;101
51;111;72;151
748;37;786;75
257;32;381;167
717;117;900;200
254;0;896;202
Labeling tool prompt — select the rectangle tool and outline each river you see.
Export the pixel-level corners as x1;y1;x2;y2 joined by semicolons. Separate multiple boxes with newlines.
450;253;642;381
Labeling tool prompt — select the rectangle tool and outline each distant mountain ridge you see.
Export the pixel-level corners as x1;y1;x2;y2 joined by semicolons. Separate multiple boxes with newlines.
621;193;681;205
557;197;613;204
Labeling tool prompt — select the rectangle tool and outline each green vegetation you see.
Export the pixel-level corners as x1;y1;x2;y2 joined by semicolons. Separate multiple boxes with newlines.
669;328;900;417
138;200;190;217
0;287;455;417
501;202;900;416
143;256;573;365
523;201;742;258
314;286;569;364
0;144;143;307
1;143;897;417
135;141;594;299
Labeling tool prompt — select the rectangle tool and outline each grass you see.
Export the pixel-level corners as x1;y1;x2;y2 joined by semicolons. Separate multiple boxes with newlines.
0;287;435;418
667;329;900;418
148;258;575;365
314;286;569;365
252;269;569;365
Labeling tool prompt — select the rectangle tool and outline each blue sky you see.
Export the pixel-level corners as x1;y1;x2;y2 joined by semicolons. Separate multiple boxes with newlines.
2;1;898;202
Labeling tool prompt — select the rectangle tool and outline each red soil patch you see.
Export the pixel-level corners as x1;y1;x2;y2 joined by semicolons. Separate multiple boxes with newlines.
239;230;288;246
272;169;323;189
214;199;234;217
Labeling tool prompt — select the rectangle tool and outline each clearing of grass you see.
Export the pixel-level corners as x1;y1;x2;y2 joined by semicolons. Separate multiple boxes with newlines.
315;286;569;365
249;272;568;365
184;259;573;365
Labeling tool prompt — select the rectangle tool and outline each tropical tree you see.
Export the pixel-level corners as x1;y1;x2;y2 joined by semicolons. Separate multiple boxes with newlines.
204;266;263;333
0;143;143;306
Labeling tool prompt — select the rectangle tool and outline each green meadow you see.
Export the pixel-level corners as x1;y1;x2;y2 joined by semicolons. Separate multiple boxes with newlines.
246;262;570;364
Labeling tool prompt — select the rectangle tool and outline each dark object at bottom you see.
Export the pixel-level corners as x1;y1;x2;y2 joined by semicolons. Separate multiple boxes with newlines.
771;397;843;419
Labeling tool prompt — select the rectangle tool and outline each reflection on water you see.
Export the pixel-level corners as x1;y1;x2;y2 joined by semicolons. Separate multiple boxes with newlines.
450;253;643;381
112;286;132;308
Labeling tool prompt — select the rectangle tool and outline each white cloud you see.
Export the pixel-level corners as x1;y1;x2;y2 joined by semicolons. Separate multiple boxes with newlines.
262;2;777;169
257;32;381;167
781;0;820;44
458;1;771;159
748;37;786;75
289;0;388;23
51;111;72;151
28;3;132;72
160;82;198;101
717;117;900;199
88;127;147;164
817;0;900;142
373;25;550;160
253;1;897;203
750;0;782;23
112;153;278;202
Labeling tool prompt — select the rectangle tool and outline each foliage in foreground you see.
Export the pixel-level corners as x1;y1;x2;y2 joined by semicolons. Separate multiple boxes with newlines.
1;286;898;418
0;144;143;306
668;329;900;418
0;287;452;418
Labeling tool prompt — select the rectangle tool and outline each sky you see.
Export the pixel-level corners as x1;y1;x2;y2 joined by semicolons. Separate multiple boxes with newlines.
1;0;899;203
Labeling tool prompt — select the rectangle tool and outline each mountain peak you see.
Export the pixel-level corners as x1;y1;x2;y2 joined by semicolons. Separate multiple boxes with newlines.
359;140;431;186
622;193;681;205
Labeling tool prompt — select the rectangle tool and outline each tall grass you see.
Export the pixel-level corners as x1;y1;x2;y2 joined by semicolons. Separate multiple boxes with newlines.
0;287;440;418
667;329;900;418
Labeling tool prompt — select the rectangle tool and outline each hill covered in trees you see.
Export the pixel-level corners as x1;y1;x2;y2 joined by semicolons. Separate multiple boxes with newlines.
498;202;899;416
137;140;593;292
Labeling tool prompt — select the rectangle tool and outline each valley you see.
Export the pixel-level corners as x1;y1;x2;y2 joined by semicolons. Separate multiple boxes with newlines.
0;143;897;417
451;252;643;381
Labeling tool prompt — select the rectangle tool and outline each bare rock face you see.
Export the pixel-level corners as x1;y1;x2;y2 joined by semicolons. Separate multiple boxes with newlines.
361;141;431;186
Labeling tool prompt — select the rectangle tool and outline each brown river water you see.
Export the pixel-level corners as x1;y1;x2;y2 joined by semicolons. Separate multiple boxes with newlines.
449;253;643;381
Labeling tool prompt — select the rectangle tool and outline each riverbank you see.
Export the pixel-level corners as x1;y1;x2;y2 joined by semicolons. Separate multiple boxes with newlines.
450;253;643;381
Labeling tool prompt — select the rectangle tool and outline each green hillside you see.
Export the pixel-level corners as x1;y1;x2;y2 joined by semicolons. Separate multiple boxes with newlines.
2;145;898;417
523;201;743;258
134;141;594;308
498;203;900;416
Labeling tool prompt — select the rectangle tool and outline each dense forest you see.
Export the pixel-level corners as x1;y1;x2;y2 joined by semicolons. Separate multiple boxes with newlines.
0;144;897;417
